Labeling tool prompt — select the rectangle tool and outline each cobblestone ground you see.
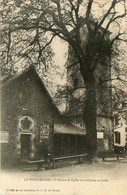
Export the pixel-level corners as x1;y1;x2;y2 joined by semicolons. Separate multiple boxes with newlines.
1;159;127;195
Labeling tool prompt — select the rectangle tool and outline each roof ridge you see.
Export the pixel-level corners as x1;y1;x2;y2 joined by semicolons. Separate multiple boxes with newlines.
1;65;61;115
0;65;35;88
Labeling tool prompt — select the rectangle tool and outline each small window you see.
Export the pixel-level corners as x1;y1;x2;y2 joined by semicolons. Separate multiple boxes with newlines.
114;132;120;144
19;116;34;131
125;127;127;132
114;115;119;126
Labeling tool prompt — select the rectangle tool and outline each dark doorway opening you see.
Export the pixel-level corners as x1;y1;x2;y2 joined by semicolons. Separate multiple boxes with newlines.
20;134;32;159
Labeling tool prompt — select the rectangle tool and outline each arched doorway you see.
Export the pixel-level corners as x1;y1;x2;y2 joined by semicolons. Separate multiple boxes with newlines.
18;116;34;160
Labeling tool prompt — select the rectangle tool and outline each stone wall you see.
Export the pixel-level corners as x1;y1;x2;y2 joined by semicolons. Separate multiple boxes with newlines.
1;67;59;166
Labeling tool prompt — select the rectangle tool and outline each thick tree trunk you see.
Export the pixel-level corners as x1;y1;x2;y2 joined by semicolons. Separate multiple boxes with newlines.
83;73;97;161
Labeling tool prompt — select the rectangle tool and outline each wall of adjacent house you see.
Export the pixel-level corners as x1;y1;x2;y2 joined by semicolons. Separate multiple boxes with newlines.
97;116;113;154
114;111;127;148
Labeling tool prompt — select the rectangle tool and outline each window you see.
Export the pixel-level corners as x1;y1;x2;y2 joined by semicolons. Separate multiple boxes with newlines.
19;116;34;131
114;132;120;144
114;115;119;126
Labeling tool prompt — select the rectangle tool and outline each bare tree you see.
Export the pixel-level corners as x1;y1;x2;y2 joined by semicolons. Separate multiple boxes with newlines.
1;0;127;160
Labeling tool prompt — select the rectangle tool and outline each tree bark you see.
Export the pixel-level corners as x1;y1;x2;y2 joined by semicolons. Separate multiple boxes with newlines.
83;73;97;161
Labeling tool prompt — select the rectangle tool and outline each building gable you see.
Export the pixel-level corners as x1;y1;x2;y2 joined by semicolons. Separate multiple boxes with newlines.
1;65;60;118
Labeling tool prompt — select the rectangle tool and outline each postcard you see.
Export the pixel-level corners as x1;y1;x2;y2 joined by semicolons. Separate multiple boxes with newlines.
0;0;127;194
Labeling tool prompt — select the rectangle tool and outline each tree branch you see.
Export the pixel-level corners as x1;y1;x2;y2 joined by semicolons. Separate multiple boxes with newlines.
86;0;94;32
38;34;56;60
98;0;117;28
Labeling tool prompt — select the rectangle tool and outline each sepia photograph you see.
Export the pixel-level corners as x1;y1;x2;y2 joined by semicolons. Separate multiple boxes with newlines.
0;0;127;194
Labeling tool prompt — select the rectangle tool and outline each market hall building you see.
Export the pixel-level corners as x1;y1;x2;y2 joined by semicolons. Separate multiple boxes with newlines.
0;65;86;168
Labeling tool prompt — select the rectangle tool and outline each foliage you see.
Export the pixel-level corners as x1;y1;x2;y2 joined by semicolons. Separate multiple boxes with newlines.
1;0;127;77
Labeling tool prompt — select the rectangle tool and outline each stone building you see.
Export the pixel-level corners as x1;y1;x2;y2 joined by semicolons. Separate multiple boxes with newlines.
66;22;113;154
0;65;86;167
113;93;127;153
